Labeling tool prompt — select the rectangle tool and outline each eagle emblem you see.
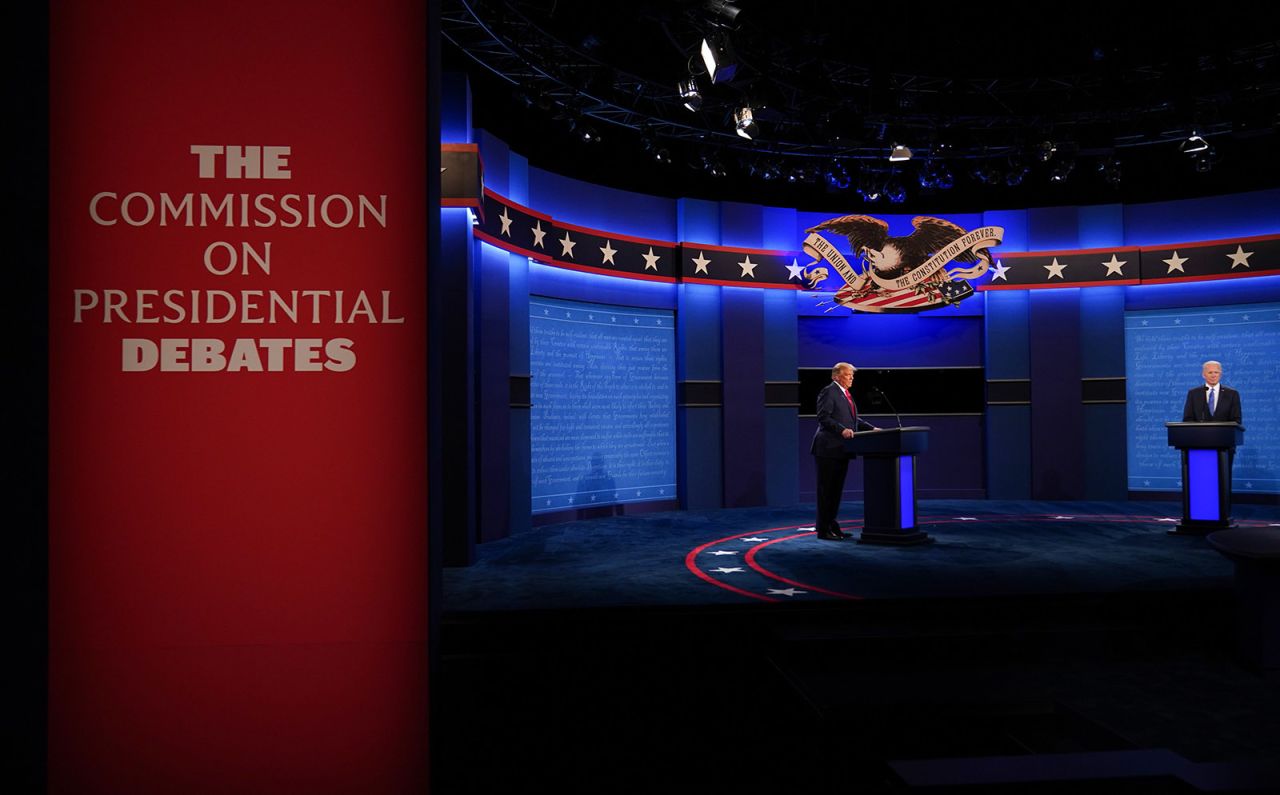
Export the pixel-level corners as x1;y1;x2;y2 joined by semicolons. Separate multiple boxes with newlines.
800;215;1004;313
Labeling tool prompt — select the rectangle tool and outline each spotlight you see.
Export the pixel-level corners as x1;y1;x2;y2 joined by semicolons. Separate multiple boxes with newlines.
704;0;742;25
1049;160;1075;182
652;147;671;164
889;143;913;162
1195;152;1213;173
885;179;907;204
1005;164;1028;186
733;106;758;140
1101;158;1122;187
1180;132;1209;154
935;166;954;190
700;33;737;84
701;155;728;178
857;180;882;203
1035;140;1057;163
578;125;601;144
678;77;702;112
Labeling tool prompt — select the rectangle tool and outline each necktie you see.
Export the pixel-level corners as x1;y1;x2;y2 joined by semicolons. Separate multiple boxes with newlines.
844;389;854;413
1208;387;1216;416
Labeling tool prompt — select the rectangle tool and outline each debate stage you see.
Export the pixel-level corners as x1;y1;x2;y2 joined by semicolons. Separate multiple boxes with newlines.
444;500;1280;611
438;500;1280;792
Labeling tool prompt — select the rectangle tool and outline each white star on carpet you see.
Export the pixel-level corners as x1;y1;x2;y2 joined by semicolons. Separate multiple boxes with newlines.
692;251;711;275
1101;255;1127;276
709;567;744;574
530;220;546;248
956;517;978;521
642;246;661;271
1044;258;1067;279
708;550;740;556
786;258;805;281
1163;251;1187;273
991;260;1009;281
1227;244;1254;269
498;207;513;236
600;240;618;265
1155;518;1178;523
738;255;758;278
767;588;807;597
559;232;576;258
798;526;816;533
741;537;770;543
1053;516;1075;520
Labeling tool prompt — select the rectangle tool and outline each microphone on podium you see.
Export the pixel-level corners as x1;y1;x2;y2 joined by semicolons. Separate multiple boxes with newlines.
873;386;904;429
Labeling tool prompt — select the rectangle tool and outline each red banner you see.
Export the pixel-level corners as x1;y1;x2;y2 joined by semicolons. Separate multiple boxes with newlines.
49;1;428;791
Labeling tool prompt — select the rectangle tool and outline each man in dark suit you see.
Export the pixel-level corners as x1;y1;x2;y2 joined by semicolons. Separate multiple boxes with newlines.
1182;360;1242;423
811;362;877;541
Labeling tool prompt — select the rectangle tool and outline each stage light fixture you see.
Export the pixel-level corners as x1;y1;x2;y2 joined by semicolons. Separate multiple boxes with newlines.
1181;132;1209;154
579;125;601;144
1049;160;1075;182
885;179;907;204
733;106;757;139
653;147;671;164
700;34;737;84
678;77;702;112
1195;152;1213;173
704;0;742;25
935;165;954;190
1035;140;1057;163
888;143;913;162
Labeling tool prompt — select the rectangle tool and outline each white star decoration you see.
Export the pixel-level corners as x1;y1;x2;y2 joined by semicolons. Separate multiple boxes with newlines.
692;251;711;275
1101;255;1126;276
1044;258;1067;279
708;550;740;556
767;588;807;597
1163;251;1188;273
559;232;576;258
786;258;805;281
642;246;661;271
530;220;546;248
956;517;977;521
991;260;1010;281
1227;245;1254;269
738;255;758;278
740;537;770;543
710;567;744;574
1053;516;1074;520
498;207;513;236
599;240;618;265
1155;518;1178;523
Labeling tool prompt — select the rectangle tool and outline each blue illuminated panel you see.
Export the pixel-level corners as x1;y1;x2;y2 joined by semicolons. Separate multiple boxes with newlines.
1124;301;1279;494
899;455;915;529
529;296;677;513
1187;449;1220;521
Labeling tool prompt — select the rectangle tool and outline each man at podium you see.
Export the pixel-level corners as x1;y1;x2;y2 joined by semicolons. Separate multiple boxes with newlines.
811;362;877;541
1182;360;1242;423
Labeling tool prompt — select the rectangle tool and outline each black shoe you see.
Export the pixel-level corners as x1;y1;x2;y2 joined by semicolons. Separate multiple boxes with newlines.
816;529;843;540
836;529;852;539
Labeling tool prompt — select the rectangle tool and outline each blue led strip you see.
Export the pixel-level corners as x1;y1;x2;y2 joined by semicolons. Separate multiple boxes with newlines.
1187;449;1220;521
899;455;915;529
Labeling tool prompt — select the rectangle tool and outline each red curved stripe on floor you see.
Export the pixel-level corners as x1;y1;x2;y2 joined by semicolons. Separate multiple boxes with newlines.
744;534;864;600
684;522;816;602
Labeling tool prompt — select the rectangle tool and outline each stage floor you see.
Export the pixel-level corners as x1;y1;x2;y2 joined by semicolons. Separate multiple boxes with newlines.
442;500;1280;612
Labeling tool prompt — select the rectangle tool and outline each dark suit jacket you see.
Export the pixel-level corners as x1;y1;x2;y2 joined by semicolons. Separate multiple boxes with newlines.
810;382;876;458
1182;384;1242;423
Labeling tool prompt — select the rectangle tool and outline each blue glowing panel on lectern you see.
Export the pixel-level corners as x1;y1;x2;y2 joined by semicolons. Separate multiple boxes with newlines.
1124;302;1280;494
1187;449;1220;520
529;296;677;513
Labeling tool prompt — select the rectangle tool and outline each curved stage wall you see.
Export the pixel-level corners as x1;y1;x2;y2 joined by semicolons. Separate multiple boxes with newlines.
439;81;1280;565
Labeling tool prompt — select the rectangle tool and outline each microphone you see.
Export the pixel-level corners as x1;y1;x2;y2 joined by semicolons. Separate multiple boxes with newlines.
873;386;903;429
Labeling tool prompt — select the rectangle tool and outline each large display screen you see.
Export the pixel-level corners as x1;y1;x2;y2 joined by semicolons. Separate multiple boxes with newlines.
529;296;677;513
1124;302;1279;493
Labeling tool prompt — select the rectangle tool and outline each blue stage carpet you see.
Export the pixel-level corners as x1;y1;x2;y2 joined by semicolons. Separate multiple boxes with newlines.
443;500;1280;611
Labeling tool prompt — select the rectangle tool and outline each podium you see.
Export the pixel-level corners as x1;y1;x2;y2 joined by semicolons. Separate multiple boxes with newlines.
1165;421;1244;535
844;426;931;546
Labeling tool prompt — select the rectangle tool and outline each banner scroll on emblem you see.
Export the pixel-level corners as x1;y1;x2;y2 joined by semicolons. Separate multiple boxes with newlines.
800;216;1003;313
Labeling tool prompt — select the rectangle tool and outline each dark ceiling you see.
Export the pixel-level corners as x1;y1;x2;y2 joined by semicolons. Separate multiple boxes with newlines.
442;0;1280;213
